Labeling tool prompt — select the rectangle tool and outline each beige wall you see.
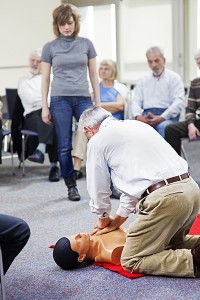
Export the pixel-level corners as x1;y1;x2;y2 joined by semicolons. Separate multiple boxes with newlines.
0;0;60;95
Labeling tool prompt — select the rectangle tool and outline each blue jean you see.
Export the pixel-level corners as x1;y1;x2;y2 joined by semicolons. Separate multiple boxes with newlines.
50;96;92;178
143;108;180;138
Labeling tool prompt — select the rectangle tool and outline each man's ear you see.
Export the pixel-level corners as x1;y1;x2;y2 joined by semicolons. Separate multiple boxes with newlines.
84;126;90;131
78;254;86;262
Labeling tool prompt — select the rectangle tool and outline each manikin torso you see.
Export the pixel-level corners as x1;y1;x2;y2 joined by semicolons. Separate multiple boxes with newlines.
86;229;127;265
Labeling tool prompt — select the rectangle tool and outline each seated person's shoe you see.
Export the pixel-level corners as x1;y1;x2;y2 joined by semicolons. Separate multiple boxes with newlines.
75;170;83;180
68;187;80;201
49;166;60;182
28;149;44;164
191;243;200;273
111;184;122;199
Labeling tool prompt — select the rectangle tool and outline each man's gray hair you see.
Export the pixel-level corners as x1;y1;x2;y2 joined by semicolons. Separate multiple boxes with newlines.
29;48;42;59
78;107;112;131
146;46;165;59
194;49;200;59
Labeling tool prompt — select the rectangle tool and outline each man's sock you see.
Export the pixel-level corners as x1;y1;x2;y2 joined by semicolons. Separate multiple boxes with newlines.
50;162;58;169
37;143;46;154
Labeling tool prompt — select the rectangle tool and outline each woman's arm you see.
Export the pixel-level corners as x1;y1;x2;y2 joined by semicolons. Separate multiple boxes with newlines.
41;62;51;124
101;94;124;114
88;58;100;106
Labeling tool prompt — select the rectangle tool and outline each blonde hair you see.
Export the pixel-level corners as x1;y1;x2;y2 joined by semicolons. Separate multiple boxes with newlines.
99;59;118;81
52;4;80;38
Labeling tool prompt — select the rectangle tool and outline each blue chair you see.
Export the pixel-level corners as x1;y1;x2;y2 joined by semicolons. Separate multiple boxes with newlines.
20;129;38;176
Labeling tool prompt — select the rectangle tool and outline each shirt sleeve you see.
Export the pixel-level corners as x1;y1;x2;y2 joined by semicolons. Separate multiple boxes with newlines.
185;79;198;125
86;38;97;59
41;42;52;64
161;74;185;120
131;79;144;118
86;139;112;218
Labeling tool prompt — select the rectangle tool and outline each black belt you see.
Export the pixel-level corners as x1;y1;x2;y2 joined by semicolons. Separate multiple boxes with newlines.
142;172;190;198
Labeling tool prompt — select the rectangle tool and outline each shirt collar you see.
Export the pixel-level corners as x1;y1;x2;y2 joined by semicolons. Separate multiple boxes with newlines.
99;116;118;130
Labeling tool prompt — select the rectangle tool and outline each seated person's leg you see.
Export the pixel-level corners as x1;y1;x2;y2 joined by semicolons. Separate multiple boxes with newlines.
165;121;188;155
0;214;30;274
25;109;55;164
155;119;176;138
0;119;2;164
47;132;60;182
73;130;87;179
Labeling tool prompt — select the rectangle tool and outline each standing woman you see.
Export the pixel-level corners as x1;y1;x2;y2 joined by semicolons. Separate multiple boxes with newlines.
41;4;100;201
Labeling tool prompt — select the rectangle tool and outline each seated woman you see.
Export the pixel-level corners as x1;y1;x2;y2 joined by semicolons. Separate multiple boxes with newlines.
53;228;127;270
97;59;125;120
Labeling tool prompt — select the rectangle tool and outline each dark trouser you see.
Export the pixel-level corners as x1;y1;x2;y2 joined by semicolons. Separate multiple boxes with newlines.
165;119;200;155
0;120;2;164
24;109;58;163
0;214;30;274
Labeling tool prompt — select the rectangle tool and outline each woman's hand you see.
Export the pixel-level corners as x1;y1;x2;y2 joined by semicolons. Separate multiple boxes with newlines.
42;107;51;125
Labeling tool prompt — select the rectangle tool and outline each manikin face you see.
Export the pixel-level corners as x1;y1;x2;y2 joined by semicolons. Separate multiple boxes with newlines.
58;16;75;36
195;57;200;69
29;56;41;75
147;52;165;76
68;233;90;258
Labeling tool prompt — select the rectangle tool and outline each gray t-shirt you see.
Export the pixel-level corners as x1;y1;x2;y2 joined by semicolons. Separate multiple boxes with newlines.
41;35;97;97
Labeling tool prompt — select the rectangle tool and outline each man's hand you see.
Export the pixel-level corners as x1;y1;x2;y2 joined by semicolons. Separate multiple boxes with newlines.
91;217;113;235
91;215;128;236
188;123;200;140
135;115;151;124
146;113;165;127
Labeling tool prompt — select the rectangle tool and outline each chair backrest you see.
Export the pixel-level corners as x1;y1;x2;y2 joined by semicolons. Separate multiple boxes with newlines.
5;88;18;120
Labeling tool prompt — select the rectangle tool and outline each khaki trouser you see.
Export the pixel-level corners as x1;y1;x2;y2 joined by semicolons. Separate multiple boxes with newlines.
72;130;87;160
121;177;200;277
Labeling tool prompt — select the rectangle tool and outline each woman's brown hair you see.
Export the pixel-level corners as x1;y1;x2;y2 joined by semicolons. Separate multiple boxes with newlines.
52;4;80;38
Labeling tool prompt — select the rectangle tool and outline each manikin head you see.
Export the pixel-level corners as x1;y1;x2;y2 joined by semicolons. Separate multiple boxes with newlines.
29;48;42;76
146;46;166;76
53;233;90;270
78;106;112;140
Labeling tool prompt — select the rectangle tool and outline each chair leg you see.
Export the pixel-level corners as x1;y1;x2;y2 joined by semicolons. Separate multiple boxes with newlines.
22;134;26;176
0;246;6;300
10;138;15;176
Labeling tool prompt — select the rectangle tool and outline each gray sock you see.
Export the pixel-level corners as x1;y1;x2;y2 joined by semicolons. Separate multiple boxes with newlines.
37;143;46;154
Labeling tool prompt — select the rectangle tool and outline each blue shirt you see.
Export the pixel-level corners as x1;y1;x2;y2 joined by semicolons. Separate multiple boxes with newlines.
100;83;123;120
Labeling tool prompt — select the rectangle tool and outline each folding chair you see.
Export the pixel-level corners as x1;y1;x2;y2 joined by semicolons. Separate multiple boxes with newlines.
9;92;39;176
20;129;39;176
1;88;18;175
0;246;6;300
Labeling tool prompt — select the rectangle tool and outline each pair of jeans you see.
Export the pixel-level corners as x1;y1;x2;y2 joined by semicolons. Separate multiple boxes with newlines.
50;96;92;178
143;108;180;138
0;214;30;274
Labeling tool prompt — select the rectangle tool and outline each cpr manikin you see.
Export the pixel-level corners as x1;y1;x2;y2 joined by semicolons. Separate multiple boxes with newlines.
53;229;127;270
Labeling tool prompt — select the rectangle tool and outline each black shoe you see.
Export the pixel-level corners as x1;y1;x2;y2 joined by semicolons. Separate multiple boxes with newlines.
28;149;44;164
75;170;83;180
68;187;80;201
49;166;60;182
111;185;121;199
